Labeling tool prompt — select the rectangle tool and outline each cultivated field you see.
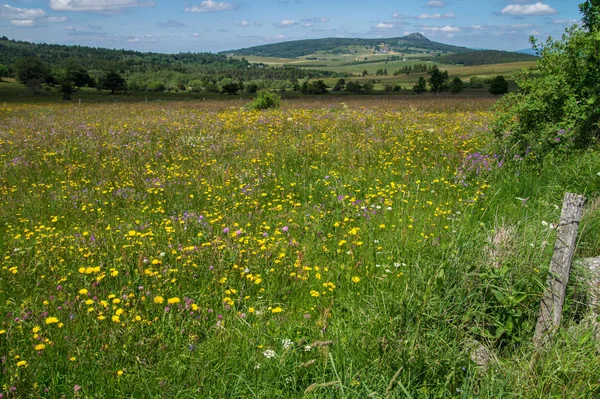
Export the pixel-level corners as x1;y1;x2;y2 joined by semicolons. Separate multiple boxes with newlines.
1;98;599;398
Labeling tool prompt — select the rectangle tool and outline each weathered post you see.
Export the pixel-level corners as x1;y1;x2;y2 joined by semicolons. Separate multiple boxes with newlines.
533;192;586;348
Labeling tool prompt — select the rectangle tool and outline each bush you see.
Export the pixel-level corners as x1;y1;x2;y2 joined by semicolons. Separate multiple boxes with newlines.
492;0;600;157
147;81;166;92
489;76;508;96
247;90;281;110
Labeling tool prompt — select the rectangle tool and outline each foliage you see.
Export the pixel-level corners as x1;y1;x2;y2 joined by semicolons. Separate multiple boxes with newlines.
0;64;10;80
58;79;75;100
441;50;538;66
413;76;427;94
12;56;50;94
247;89;281;110
98;71;127;94
146;81;166;92
449;77;463;94
492;0;600;156
220;82;240;95
429;66;449;94
488;75;509;95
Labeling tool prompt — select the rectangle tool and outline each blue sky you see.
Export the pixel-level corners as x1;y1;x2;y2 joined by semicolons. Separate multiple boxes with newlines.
0;0;583;53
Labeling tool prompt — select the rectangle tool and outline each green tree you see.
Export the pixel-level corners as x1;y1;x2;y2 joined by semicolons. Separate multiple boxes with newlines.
332;78;345;91
65;63;92;87
428;66;449;94
489;76;509;95
99;71;127;94
449;77;464;94
0;64;9;81
306;80;328;95
492;0;600;155
12;56;49;94
221;82;240;95
59;78;75;100
413;77;427;94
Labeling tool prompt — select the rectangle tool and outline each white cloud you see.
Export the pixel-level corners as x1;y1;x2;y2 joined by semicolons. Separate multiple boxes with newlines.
423;25;460;32
11;19;36;26
274;19;299;27
274;34;285;39
0;4;46;20
49;0;155;12
500;2;557;16
236;20;249;27
425;0;445;8
418;12;455;19
185;1;233;13
376;22;394;29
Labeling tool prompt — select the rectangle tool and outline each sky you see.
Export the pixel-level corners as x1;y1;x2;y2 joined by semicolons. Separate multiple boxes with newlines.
0;0;584;53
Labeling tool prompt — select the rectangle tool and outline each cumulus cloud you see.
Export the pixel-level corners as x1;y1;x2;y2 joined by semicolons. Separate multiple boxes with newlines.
500;2;557;16
185;1;233;13
425;0;445;8
0;4;46;20
235;20;249;26
418;12;455;19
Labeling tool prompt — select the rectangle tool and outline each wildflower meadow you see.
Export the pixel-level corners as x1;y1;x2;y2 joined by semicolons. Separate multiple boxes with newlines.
1;98;599;398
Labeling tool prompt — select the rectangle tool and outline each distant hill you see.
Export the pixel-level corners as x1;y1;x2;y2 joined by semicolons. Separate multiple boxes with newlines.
222;33;471;58
440;50;538;66
515;48;539;56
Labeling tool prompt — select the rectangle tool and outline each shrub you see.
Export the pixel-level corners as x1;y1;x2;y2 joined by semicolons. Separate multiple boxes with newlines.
247;90;281;110
147;81;166;92
488;76;508;96
492;0;600;157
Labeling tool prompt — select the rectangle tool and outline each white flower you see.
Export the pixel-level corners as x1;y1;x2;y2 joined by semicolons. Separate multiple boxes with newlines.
386;207;392;211
304;345;312;352
282;339;293;349
263;349;276;359
159;252;166;257
254;363;261;369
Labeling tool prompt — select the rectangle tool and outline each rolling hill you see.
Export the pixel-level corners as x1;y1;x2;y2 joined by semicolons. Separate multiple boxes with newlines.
222;33;472;58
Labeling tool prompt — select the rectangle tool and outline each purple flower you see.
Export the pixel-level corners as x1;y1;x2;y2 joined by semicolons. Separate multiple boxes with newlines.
223;227;230;234
282;226;289;233
74;385;81;392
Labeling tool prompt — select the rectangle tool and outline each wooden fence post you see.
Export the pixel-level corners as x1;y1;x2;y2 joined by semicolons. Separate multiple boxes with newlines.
533;192;586;348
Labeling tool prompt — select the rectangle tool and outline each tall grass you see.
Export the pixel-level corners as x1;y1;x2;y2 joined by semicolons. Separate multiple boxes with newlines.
0;98;598;398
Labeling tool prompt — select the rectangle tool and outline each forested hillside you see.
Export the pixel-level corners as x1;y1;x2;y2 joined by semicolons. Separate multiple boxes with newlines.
440;50;538;66
222;33;471;58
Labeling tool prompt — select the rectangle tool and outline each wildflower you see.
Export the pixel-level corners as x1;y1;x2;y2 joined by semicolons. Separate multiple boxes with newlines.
16;360;28;367
263;349;276;359
153;296;164;304
271;307;283;314
310;290;320;297
352;276;360;283
282;339;293;349
167;297;180;305
35;344;46;351
79;289;88;295
117;370;124;376
45;317;59;325
304;345;312;352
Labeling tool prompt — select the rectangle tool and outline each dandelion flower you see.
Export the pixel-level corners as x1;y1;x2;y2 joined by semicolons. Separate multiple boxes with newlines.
153;296;164;304
45;317;59;325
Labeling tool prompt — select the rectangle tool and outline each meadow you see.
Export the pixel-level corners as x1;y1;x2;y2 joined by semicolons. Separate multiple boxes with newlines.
1;97;599;398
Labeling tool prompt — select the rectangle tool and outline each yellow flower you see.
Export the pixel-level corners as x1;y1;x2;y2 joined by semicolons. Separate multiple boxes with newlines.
112;315;120;323
248;307;255;313
310;290;320;297
352;276;361;283
117;370;124;376
271;307;283;314
0;329;6;335
35;344;46;351
153;296;164;304
167;297;180;305
79;288;88;295
16;360;28;367
70;357;77;361
32;326;40;333
45;317;59;325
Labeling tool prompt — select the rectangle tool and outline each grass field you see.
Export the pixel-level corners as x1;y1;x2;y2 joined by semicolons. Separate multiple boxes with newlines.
1;97;599;398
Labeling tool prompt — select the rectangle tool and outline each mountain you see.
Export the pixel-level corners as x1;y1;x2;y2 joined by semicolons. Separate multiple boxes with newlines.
221;33;471;58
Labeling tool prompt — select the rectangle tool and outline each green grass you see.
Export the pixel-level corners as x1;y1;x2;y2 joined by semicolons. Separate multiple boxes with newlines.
0;97;599;398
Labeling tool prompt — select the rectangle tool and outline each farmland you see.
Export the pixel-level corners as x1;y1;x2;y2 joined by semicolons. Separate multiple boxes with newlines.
1;97;599;398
